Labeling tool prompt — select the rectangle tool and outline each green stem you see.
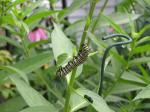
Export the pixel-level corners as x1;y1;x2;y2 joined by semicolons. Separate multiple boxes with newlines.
79;0;97;49
49;0;59;23
64;68;77;112
88;0;109;44
92;0;108;32
64;1;97;112
49;0;55;10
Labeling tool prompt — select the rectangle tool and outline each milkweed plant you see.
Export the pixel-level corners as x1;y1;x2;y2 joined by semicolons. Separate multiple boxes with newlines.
0;0;150;112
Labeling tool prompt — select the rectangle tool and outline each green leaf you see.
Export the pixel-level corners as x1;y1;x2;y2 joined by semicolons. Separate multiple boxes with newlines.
133;85;150;100
0;15;14;25
133;45;150;54
88;32;106;48
2;25;21;36
51;23;84;81
105;95;128;102
111;51;127;66
28;40;49;49
121;70;146;84
138;24;150;36
0;35;21;48
129;57;150;66
136;36;150;45
4;0;26;13
95;13;140;32
138;65;150;83
9;75;57;111
10;0;26;8
21;1;43;18
144;0;150;6
20;106;58;112
101;14;126;34
0;97;26;112
13;51;53;74
75;88;114;112
64;13;140;36
110;79;145;94
0;65;28;84
116;0;135;12
111;54;123;78
65;20;85;36
0;71;9;85
57;53;68;66
24;10;59;24
138;103;150;109
51;23;75;62
70;92;88;111
0;52;53;85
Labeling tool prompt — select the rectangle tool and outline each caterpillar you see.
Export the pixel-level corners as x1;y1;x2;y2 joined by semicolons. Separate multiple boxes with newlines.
84;95;93;103
56;43;90;77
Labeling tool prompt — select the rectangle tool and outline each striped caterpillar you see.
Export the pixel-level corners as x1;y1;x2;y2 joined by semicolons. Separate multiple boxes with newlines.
56;43;90;77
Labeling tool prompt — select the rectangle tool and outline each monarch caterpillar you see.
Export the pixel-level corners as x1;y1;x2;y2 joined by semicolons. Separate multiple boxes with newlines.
56;43;90;77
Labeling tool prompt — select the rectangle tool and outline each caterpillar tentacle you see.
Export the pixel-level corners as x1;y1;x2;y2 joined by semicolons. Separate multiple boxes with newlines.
56;43;90;77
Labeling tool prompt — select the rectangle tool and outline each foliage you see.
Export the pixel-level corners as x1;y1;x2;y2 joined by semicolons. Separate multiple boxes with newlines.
0;0;150;112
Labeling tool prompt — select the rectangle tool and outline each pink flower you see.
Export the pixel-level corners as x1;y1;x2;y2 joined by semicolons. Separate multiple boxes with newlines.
28;28;47;42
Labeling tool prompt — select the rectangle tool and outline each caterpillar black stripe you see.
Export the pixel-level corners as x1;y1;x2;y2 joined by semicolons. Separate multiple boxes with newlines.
56;43;90;77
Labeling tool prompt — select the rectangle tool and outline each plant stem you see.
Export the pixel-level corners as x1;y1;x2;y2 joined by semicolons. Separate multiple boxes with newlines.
79;0;97;49
64;1;97;112
49;0;55;10
64;68;77;112
88;0;109;45
92;0;108;32
49;0;59;23
61;0;69;28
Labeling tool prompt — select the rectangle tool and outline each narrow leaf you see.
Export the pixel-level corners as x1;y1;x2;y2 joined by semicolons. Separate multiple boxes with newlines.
0;36;21;48
111;79;145;94
70;91;88;111
14;51;53;73
129;57;150;66
133;85;150;100
0;97;26;112
20;106;58;112
75;88;114;112
0;66;28;84
9;75;57;111
28;40;49;49
101;14;126;34
133;45;150;54
24;10;59;24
